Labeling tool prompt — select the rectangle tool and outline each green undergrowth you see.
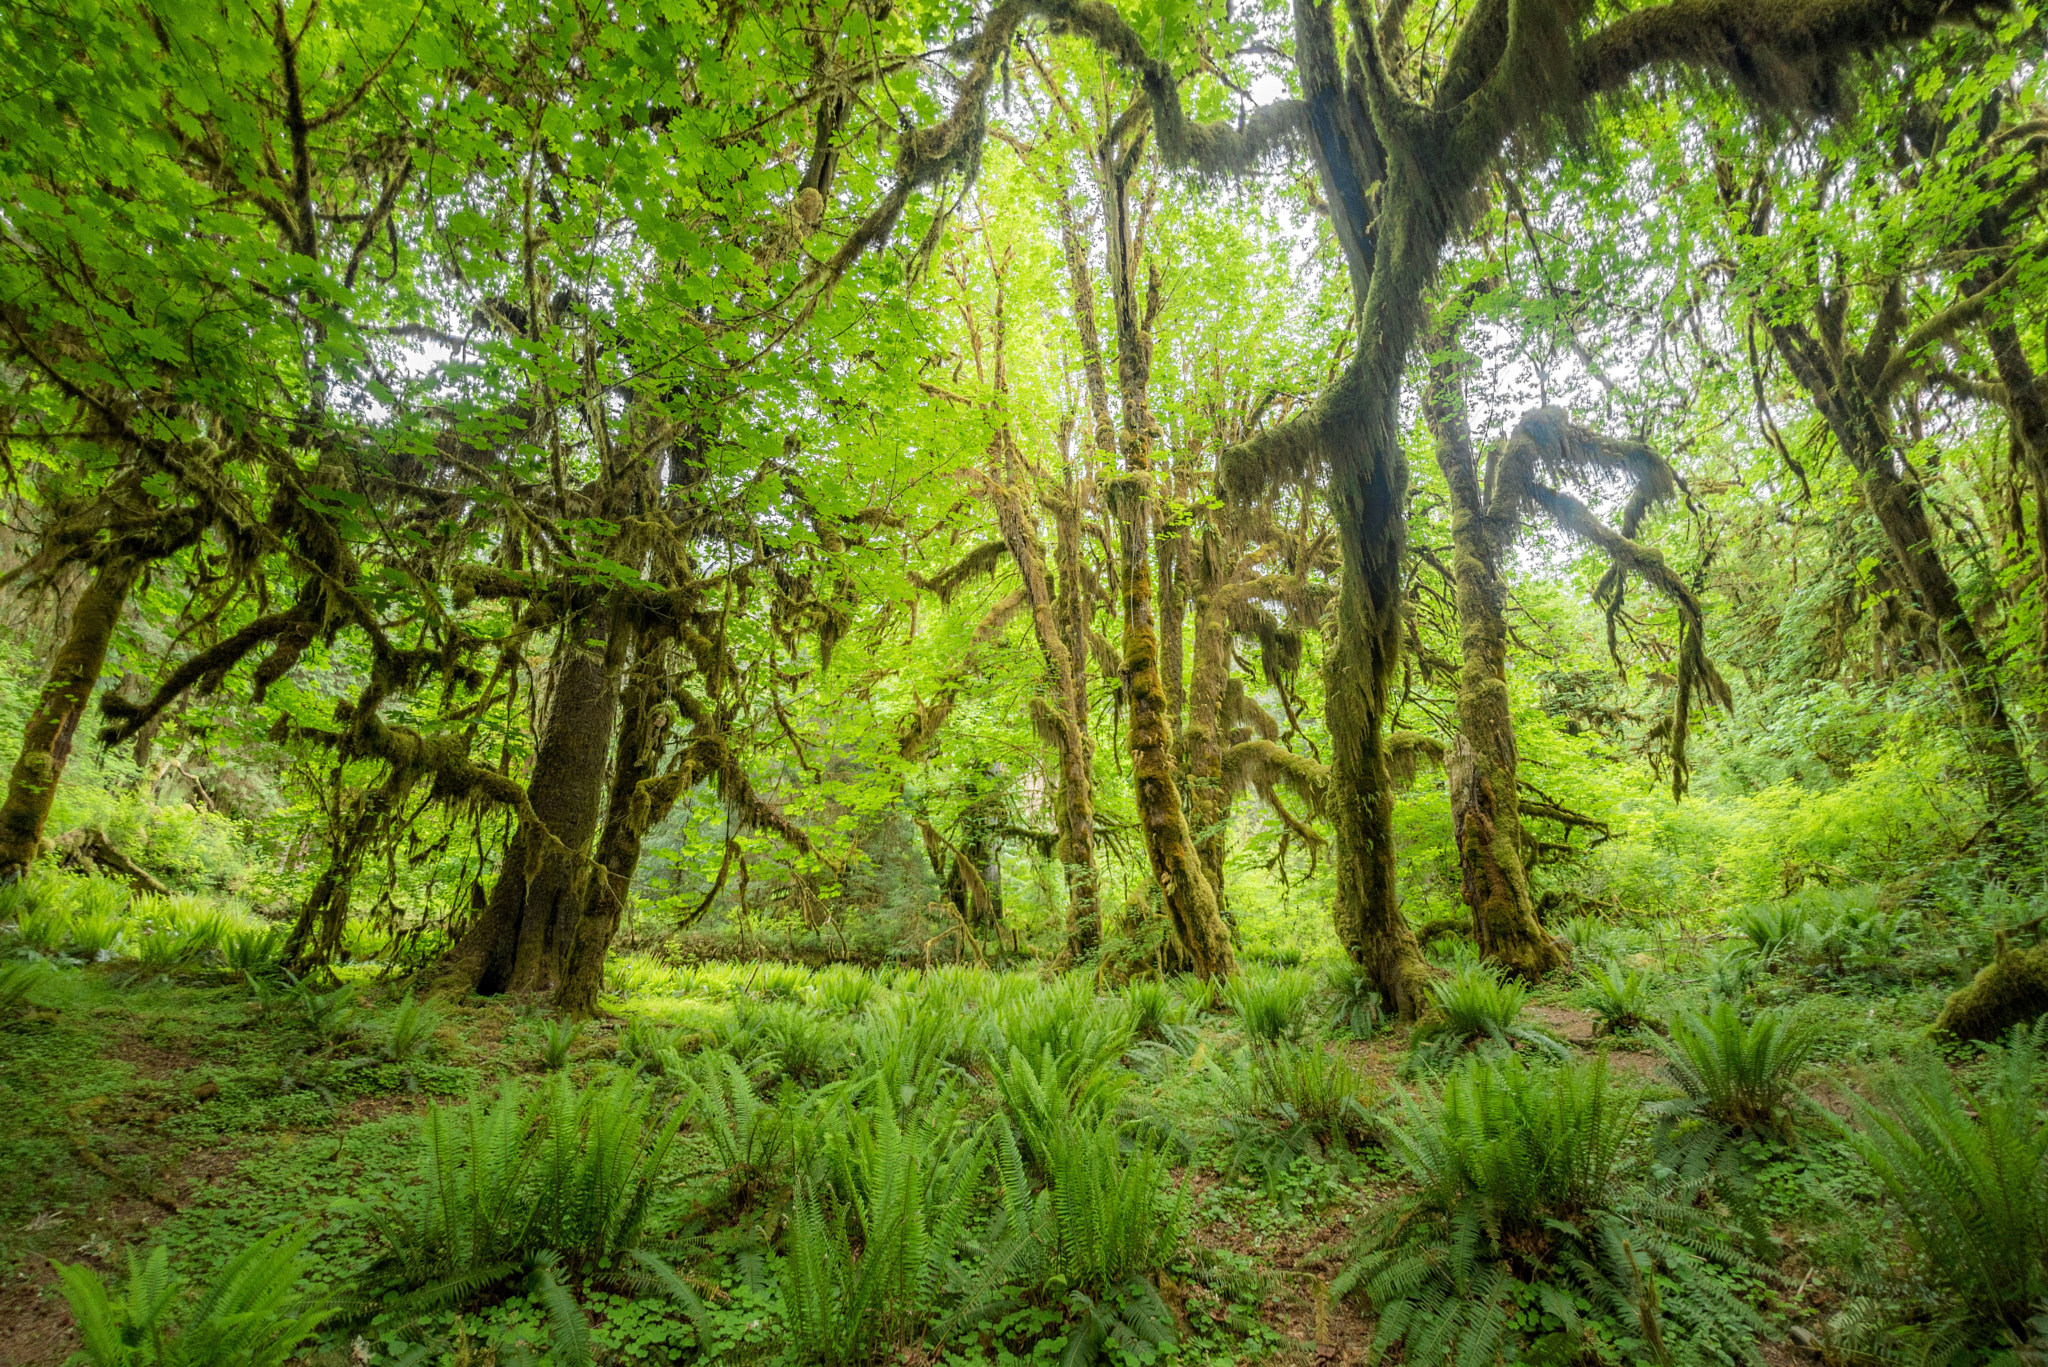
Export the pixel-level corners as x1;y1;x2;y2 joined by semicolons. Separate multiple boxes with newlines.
3;869;2043;1366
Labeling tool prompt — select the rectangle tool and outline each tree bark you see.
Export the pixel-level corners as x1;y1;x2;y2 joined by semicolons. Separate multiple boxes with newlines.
439;609;620;996
555;635;696;1016
1770;323;2033;827
0;559;140;883
1099;126;1238;980
1423;334;1566;980
1184;540;1233;911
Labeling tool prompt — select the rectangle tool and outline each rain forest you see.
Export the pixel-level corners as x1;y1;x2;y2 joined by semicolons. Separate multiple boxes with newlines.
1;0;2046;1363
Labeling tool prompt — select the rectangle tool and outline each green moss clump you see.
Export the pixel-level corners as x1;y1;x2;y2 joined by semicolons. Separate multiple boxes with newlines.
1935;945;2048;1043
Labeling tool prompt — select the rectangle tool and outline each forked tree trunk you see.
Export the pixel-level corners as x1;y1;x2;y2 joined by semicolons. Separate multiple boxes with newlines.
0;559;140;883
556;634;696;1015
440;611;620;996
1423;337;1566;980
1100;128;1237;980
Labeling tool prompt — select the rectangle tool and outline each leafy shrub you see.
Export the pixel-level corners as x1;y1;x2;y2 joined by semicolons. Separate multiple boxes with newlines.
55;1224;333;1367
1652;1003;1823;1137
1583;959;1654;1035
1410;964;1567;1065
1337;1055;1763;1365
1123;979;1174;1043
1834;1030;2048;1347
1225;967;1317;1043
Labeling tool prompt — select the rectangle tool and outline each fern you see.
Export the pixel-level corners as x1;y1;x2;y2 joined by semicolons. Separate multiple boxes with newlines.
54;1224;333;1367
683;1049;802;1195
1225;967;1317;1043
1651;1002;1823;1137
343;1075;682;1313
1323;959;1386;1039
0;960;49;1014
379;993;441;1062
780;1085;1014;1363
217;925;281;974
539;1016;581;1071
1584;959;1655;1035
1724;903;1806;965
1409;964;1569;1068
989;1041;1131;1176
1338;1055;1765;1366
1835;1030;2048;1344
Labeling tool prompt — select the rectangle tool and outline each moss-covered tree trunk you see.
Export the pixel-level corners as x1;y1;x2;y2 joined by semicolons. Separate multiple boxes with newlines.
1097;125;1237;980
440;609;621;996
282;787;383;973
1423;336;1566;980
1184;544;1233;910
0;559;140;883
555;633;695;1016
1771;326;2033;828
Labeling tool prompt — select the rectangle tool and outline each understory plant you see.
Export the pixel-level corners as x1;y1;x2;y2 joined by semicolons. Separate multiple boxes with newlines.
1652;1003;1824;1138
1211;1041;1382;1185
1225;966;1317;1043
54;1224;334;1367
781;1088;1014;1364
1584;959;1655;1035
1831;1027;2048;1353
344;1074;684;1314
1408;964;1568;1068
1337;1055;1764;1365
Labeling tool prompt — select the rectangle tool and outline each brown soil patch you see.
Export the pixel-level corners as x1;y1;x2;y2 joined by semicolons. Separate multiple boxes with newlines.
0;1272;74;1367
104;1033;199;1081
1526;1005;1599;1045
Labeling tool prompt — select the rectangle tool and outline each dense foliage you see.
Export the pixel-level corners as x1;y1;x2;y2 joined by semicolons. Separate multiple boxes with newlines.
3;0;2048;1360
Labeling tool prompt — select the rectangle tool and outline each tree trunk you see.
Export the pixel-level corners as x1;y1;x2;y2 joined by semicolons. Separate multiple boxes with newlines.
555;636;694;1016
282;792;381;974
439;611;620;996
1184;546;1233;911
0;559;140;882
1772;325;2033;828
1100;131;1237;980
1424;333;1566;980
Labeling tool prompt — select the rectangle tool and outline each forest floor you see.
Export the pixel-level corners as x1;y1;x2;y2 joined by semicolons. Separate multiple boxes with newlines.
0;933;1959;1367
